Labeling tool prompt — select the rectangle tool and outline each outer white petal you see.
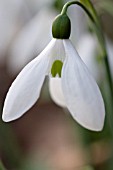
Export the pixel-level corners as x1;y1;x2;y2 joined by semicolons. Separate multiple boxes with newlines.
2;39;56;122
49;77;66;107
62;40;105;131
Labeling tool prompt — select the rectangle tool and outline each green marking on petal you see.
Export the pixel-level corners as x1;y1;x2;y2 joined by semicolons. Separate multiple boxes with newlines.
51;60;63;77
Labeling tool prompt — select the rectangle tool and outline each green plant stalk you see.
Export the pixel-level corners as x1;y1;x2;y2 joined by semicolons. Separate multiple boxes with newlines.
104;57;113;97
61;1;94;22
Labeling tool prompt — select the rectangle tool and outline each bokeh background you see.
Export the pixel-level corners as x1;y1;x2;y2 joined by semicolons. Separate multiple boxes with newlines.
0;0;113;169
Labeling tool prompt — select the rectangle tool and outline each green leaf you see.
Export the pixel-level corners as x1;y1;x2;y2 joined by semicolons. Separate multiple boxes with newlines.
0;161;6;170
51;60;63;77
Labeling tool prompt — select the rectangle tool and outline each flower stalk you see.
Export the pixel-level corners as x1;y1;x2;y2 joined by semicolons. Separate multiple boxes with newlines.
61;0;94;23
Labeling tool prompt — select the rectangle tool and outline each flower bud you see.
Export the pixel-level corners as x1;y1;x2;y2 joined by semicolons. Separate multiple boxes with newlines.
52;14;71;39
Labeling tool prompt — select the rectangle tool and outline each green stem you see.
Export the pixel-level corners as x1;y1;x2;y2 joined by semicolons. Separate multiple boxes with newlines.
61;1;94;23
80;0;106;53
105;56;113;96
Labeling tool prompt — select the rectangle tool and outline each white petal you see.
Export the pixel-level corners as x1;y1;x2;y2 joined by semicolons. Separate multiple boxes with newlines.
48;39;65;71
2;39;56;122
62;40;105;131
49;77;66;107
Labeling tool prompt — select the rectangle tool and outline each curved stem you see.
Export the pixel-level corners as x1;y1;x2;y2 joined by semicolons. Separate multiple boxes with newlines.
61;1;94;23
61;1;106;55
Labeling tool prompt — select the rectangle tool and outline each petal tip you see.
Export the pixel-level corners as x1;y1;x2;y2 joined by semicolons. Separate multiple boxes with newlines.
88;123;104;132
2;109;20;122
69;108;105;132
2;113;11;122
75;114;105;132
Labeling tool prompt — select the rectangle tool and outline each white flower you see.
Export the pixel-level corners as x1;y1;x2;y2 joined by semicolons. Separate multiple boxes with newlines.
2;38;105;131
49;34;102;109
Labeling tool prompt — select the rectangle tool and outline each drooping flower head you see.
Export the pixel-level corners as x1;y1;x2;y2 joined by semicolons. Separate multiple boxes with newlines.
2;3;105;131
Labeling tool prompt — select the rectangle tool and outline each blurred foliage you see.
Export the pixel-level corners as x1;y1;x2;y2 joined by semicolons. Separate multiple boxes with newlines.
0;161;6;170
0;115;22;169
53;0;65;11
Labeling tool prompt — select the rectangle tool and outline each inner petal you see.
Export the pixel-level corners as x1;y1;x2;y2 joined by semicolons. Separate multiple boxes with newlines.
48;39;65;77
51;60;63;77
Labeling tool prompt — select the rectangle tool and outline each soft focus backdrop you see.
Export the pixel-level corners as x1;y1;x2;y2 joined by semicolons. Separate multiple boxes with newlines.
0;0;113;169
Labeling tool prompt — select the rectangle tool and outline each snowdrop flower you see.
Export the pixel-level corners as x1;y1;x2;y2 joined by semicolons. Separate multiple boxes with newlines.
2;12;105;131
49;34;102;108
50;35;113;110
